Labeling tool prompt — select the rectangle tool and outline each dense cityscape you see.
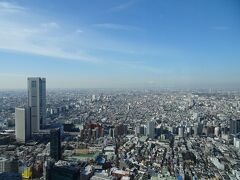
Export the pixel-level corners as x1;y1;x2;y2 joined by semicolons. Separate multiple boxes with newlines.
0;78;240;180
0;0;239;179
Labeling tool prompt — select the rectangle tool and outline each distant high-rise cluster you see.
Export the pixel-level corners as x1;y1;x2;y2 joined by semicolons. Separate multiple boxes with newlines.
80;122;104;140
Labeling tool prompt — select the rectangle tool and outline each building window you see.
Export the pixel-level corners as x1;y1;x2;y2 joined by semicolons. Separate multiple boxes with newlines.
31;81;36;87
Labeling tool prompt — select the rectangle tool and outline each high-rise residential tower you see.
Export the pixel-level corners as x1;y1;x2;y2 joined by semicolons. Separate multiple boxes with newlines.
230;119;240;135
28;77;46;132
15;107;31;143
147;118;156;139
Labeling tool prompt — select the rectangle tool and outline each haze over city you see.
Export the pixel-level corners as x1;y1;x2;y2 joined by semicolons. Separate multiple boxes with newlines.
2;1;240;180
0;0;240;89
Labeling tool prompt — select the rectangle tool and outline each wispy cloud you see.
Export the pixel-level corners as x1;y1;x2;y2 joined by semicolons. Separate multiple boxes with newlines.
109;59;164;75
0;1;173;76
0;2;101;63
76;29;83;33
93;23;142;31
0;1;25;12
41;22;60;29
0;20;99;63
110;0;138;12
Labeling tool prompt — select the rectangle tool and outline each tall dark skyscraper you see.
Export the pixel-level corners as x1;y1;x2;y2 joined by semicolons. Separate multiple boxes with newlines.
230;119;240;135
28;77;46;132
50;128;61;161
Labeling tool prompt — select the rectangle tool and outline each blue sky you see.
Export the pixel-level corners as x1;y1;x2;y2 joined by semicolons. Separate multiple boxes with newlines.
0;0;239;89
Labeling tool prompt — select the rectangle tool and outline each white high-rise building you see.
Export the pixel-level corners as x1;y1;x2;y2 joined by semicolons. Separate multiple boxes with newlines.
28;77;46;132
0;157;8;173
15;107;31;142
214;126;220;137
178;126;184;138
147;118;156;139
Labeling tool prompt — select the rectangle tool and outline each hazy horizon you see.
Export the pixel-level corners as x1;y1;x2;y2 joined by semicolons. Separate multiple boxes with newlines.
0;0;239;89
